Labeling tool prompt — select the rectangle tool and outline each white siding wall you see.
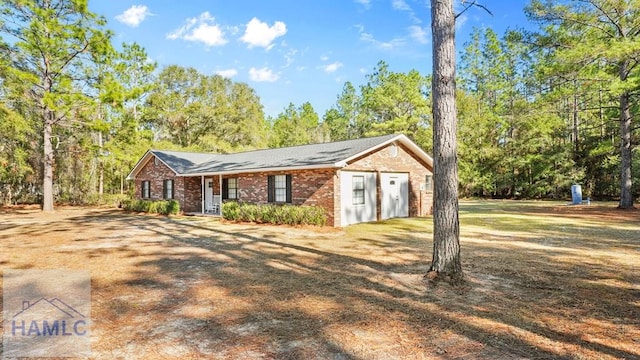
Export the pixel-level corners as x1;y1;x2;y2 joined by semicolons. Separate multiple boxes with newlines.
340;171;377;226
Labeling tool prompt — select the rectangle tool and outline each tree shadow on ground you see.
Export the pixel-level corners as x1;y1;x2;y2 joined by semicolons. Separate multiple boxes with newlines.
1;206;639;359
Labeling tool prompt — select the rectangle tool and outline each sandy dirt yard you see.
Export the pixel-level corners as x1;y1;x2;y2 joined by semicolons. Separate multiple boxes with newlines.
0;201;639;359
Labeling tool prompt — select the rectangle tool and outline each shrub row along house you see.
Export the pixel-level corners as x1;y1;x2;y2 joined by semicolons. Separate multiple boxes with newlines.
127;134;434;227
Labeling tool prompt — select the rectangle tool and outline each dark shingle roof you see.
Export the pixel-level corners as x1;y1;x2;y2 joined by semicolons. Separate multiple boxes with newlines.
152;134;398;174
129;133;431;178
151;151;217;174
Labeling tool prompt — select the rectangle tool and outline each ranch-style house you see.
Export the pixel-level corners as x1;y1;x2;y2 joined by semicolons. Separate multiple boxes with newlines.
127;133;434;227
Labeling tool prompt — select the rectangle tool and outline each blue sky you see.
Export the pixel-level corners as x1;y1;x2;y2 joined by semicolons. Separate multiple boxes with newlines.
91;0;534;118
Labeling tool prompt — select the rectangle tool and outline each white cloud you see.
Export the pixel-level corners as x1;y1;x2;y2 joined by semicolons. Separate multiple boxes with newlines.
392;0;421;24
116;5;151;27
323;62;343;73
320;55;329;61
283;49;298;68
392;0;411;11
358;26;405;50
167;12;227;47
355;0;371;9
216;69;238;78
409;25;429;44
249;67;279;82
241;18;287;50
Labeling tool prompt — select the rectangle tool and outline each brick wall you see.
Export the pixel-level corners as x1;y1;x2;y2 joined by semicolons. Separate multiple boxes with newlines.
183;177;202;212
234;169;337;225
134;157;181;202
176;170;336;225
342;142;433;219
134;157;204;213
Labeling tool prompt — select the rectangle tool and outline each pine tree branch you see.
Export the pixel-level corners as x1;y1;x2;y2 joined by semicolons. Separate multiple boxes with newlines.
455;0;492;20
580;0;624;37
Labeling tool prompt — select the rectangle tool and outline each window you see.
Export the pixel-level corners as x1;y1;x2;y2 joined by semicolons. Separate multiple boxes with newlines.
274;175;287;202
267;174;292;203
425;174;433;192
163;179;174;199
222;178;238;200
228;178;238;199
352;176;365;205
141;180;150;198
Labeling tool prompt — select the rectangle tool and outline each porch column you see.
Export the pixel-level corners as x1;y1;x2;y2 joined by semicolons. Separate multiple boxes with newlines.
219;174;223;217
201;176;204;214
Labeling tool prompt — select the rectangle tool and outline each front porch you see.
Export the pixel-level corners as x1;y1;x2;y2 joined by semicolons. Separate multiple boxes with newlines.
200;175;223;216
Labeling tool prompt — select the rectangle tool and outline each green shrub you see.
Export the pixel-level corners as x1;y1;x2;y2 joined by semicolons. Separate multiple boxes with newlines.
221;201;240;221
166;199;180;215
222;202;326;226
122;199;179;215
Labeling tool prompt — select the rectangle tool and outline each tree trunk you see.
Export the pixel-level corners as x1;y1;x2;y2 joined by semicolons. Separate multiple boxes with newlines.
618;56;633;209
428;0;462;284
98;131;104;195
572;84;579;157
42;110;54;211
619;90;633;208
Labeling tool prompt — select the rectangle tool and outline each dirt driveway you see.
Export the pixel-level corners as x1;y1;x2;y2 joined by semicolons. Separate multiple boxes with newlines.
1;203;639;359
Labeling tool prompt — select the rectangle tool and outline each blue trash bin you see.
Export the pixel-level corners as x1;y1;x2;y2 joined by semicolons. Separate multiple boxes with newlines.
571;184;582;205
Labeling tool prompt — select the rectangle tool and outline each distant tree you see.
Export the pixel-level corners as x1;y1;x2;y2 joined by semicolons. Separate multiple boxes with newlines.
323;82;364;141
145;65;267;152
428;0;462;284
361;61;432;149
526;0;640;208
269;102;324;147
457;27;577;199
102;42;157;194
0;0;113;210
0;103;32;205
323;108;349;141
145;65;207;147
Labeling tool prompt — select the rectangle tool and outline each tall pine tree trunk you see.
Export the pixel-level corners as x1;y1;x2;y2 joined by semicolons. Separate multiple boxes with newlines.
619;89;633;209
98;131;104;195
42;110;54;211
428;0;462;284
618;56;633;209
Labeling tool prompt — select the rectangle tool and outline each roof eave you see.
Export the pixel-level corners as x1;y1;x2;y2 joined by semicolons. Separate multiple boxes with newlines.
176;163;343;177
341;134;433;168
126;150;179;180
126;150;153;180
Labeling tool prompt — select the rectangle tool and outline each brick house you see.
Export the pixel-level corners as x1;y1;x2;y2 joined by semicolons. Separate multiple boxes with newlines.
127;134;433;227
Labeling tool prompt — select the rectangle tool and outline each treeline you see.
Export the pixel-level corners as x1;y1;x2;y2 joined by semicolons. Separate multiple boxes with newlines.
0;0;638;207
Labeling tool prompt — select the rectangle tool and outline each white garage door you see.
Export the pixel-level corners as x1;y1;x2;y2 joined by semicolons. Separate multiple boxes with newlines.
340;171;377;226
381;172;409;220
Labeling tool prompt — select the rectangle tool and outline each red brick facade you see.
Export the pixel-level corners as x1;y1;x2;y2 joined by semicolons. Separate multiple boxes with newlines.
134;142;432;227
134;158;182;205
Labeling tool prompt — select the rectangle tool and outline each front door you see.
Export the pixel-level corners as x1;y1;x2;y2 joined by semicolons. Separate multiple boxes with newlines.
381;173;409;220
205;178;213;212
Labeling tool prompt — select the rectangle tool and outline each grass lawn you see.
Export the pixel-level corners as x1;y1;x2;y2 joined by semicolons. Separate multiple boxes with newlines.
0;200;638;359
